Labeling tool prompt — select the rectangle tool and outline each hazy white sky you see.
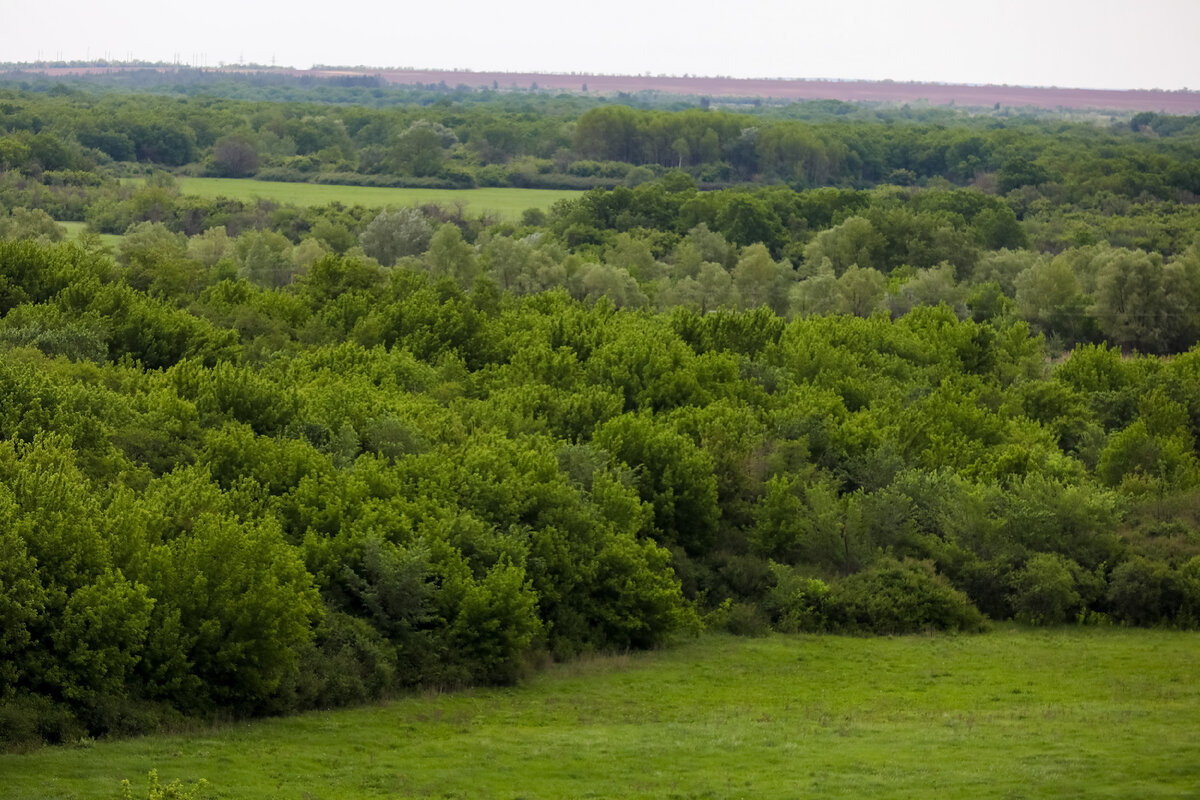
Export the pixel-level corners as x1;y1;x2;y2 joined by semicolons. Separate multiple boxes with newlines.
3;0;1198;91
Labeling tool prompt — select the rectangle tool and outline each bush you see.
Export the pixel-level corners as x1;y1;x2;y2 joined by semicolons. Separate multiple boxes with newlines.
287;611;400;708
252;170;473;190
1106;557;1174;626
507;172;621;191
0;694;86;750
567;160;631;179
120;770;207;800
765;562;830;633
1177;556;1200;628
826;558;987;634
723;601;771;637
75;696;183;741
1010;553;1086;625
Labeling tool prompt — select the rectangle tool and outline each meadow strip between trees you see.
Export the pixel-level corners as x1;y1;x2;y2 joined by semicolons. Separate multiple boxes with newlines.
4;630;1199;799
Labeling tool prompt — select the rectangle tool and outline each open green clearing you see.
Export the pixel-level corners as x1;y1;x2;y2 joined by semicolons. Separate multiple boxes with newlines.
58;221;124;249
143;178;584;221
5;628;1199;800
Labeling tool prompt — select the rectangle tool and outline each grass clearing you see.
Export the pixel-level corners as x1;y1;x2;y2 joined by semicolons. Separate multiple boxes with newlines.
4;627;1199;799
141;178;584;222
58;221;123;249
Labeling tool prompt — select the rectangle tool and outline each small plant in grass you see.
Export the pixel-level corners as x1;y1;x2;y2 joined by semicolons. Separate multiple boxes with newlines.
119;770;207;800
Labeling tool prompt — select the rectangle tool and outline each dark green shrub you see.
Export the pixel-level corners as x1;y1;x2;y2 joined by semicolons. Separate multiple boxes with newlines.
295;611;400;707
75;696;183;740
1176;556;1200;628
765;562;830;633
1106;557;1174;626
826;558;987;634
1010;553;1085;625
0;694;86;750
723;601;770;637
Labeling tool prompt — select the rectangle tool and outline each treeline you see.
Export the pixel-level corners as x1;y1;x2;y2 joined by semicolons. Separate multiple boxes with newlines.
2;229;1200;747
3;87;1200;195
539;181;1200;354
0;66;614;108
6;169;1199;356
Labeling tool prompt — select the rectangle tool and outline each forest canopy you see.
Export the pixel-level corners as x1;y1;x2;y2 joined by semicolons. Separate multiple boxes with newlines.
3;78;1200;748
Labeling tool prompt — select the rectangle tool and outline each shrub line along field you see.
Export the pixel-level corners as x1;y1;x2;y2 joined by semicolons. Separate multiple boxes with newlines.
5;629;1199;799
148;178;584;222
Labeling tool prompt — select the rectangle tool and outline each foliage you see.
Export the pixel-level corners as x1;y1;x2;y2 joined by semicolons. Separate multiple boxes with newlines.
359;207;432;266
120;770;207;800
4;81;1200;746
824;558;987;634
1010;553;1093;625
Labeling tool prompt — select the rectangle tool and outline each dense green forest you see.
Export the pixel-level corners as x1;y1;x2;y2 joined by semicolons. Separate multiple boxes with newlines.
3;79;1200;749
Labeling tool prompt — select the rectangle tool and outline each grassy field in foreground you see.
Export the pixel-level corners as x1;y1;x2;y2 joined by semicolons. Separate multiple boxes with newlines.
139;178;584;222
4;628;1199;799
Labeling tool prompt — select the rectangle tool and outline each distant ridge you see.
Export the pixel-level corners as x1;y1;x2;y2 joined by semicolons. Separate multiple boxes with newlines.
9;64;1200;113
339;69;1200;113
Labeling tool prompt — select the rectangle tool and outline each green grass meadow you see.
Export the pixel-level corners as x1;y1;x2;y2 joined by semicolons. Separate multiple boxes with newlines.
58;221;124;249
5;628;1199;799
153;178;583;222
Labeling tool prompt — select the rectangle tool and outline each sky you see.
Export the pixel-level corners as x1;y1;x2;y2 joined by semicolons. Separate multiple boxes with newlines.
2;0;1198;92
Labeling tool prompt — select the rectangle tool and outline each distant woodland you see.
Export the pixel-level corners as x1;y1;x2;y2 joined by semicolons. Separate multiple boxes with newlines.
2;73;1200;748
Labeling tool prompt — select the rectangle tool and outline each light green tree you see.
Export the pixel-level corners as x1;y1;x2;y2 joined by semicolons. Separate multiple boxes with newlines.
360;208;433;267
1092;248;1168;353
733;243;793;314
425;223;479;288
836;265;887;317
802;216;884;276
390;121;456;177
